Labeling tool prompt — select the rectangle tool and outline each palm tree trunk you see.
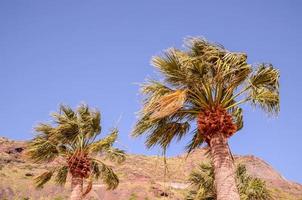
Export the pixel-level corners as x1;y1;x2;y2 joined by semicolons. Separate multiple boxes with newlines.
70;175;83;200
209;132;240;200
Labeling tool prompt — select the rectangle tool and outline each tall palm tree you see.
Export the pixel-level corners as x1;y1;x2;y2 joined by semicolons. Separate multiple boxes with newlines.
132;37;279;200
186;162;271;200
27;104;125;200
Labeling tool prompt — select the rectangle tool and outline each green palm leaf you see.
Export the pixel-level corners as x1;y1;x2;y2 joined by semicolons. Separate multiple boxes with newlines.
55;165;69;186
89;128;118;154
93;159;119;190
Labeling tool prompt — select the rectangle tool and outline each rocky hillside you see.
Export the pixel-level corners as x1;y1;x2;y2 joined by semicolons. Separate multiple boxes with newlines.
0;137;301;200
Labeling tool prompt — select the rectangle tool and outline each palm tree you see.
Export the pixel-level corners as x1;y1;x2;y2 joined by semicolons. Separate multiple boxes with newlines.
132;37;279;200
27;104;125;200
186;162;271;200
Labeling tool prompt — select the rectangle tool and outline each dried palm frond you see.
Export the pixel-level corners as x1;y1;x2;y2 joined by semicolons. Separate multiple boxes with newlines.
146;89;187;120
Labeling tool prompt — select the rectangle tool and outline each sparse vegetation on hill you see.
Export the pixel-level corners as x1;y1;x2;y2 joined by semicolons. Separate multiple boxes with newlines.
1;138;301;199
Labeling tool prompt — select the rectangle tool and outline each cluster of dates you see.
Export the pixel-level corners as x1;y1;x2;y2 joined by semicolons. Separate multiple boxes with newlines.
68;151;91;178
197;105;237;143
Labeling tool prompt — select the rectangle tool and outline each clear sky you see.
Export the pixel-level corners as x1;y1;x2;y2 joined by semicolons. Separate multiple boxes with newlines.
1;0;301;183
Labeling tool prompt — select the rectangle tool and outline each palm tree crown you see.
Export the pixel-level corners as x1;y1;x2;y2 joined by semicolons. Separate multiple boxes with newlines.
186;162;271;200
133;37;279;200
27;104;125;193
133;37;279;152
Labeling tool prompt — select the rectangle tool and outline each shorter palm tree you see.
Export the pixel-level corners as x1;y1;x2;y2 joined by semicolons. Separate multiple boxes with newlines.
27;104;125;200
186;162;271;200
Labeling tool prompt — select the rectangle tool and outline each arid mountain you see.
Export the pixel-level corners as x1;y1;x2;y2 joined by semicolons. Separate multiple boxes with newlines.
0;137;301;200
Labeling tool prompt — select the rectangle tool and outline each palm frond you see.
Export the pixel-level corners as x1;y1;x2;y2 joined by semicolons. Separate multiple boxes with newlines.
91;160;101;179
52;105;76;125
34;123;53;135
250;88;280;114
230;107;243;131
51;121;79;144
132;114;154;137
186;162;215;200
250;63;279;91
145;120;190;149
186;129;205;154
152;48;190;87
27;135;59;163
54;165;68;186
240;178;271;200
146;89;187;120
34;171;53;188
238;164;271;200
133;107;196;150
187;162;271;200
185;37;225;58
77;104;101;139
141;80;173;97
89;128;118;154
60;105;77;120
93;159;119;190
104;148;126;164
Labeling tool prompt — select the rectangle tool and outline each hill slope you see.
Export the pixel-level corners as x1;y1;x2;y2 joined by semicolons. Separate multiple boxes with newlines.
0;137;301;200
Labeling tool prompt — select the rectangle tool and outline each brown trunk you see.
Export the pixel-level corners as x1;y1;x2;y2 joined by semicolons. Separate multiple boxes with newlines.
70;175;83;200
209;132;240;200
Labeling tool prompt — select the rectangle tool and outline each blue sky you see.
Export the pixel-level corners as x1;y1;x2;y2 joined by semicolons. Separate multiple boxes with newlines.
1;1;301;183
